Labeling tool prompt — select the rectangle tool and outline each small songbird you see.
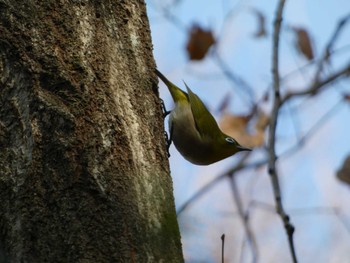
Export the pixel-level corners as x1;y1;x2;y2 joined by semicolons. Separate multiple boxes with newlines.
156;69;251;165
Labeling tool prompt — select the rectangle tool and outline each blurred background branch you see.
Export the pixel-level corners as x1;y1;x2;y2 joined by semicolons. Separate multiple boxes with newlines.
149;0;350;262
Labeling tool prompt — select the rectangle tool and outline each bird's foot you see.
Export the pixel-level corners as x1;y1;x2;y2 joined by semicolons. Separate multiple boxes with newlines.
160;99;171;118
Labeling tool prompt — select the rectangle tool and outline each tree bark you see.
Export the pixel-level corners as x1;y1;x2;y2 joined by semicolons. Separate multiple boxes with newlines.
0;1;183;262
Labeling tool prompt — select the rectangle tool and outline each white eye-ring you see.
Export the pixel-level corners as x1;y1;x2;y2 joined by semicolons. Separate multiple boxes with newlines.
225;137;236;144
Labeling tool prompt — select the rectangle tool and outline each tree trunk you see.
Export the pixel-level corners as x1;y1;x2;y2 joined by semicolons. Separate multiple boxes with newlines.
0;1;183;262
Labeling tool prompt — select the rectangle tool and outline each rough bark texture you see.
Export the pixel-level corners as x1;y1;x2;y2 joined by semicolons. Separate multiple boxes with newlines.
0;0;183;262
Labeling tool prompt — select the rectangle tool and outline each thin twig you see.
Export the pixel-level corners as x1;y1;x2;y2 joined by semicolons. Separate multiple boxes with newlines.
282;62;350;103
255;44;350;107
269;0;298;262
248;200;276;214
219;0;246;38
280;99;343;158
314;12;350;82
221;234;225;263
176;173;225;216
176;153;254;215
283;44;350;83
150;0;188;31
249;200;350;235
212;50;256;107
334;208;350;234
229;175;258;263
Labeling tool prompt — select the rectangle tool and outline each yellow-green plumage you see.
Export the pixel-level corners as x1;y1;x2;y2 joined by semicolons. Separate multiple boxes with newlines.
156;69;251;165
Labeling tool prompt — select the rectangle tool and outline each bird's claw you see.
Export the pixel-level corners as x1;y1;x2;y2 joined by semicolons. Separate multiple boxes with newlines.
160;99;171;118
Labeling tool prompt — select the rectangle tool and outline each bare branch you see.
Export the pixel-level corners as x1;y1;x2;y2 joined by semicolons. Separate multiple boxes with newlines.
221;234;225;263
176;153;252;216
175;152;273;216
314;12;350;82
249;201;350;235
212;50;256;107
229;175;258;263
149;0;188;31
269;0;298;262
280;99;344;158
282;62;350;103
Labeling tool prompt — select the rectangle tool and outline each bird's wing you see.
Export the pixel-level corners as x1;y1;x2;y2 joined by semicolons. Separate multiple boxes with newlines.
185;82;220;138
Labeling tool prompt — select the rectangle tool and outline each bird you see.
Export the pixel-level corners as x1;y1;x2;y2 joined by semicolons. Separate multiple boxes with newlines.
156;69;251;165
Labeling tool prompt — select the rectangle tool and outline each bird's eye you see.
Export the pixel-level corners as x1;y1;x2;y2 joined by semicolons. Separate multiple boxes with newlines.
225;137;236;144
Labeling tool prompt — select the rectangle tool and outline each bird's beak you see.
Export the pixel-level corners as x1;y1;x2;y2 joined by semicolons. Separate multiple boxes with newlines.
237;145;252;152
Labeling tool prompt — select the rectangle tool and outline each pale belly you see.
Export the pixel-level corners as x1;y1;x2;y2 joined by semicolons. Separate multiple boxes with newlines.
169;104;214;165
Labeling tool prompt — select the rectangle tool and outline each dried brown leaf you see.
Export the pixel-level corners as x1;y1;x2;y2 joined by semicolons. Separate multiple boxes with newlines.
251;9;267;38
343;93;350;102
293;27;314;60
255;111;270;132
219;110;269;148
337;155;350;185
186;25;216;60
220;114;250;147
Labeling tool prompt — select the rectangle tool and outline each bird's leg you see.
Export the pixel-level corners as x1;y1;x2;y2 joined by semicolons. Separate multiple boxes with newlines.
160;99;171;118
159;98;172;157
164;125;173;158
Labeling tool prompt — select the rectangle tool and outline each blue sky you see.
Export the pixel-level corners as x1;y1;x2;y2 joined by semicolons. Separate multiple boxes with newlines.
147;0;350;262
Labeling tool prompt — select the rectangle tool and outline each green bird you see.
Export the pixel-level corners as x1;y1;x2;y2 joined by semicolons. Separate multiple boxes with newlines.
156;69;251;165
